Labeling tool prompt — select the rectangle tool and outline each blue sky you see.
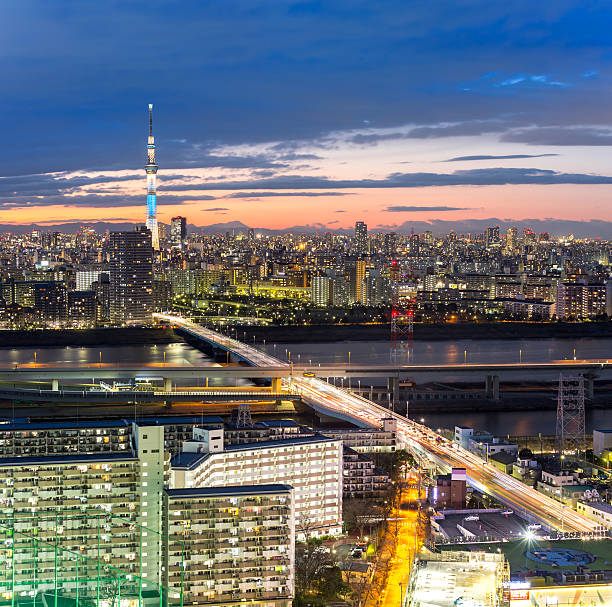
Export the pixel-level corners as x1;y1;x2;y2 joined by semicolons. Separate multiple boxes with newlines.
2;1;612;232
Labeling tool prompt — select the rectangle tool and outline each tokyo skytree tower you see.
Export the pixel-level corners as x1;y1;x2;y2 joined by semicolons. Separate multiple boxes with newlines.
145;103;160;250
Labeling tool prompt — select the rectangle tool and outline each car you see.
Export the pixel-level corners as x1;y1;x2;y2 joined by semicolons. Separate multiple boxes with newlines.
303;372;316;377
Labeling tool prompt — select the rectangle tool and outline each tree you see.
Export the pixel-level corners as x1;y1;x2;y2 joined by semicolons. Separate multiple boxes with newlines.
343;499;376;537
295;544;332;596
519;448;533;460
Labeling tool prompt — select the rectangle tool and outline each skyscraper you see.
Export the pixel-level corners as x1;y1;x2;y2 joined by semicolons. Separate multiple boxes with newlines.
145;104;160;250
486;225;500;247
109;227;153;325
170;216;187;248
355;221;368;254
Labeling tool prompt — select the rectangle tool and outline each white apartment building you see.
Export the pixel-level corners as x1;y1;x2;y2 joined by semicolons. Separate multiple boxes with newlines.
165;484;294;607
76;268;104;291
171;434;343;537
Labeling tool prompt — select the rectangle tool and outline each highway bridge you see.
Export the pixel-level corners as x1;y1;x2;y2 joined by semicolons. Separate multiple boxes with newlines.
0;387;293;403
0;360;608;382
154;313;605;534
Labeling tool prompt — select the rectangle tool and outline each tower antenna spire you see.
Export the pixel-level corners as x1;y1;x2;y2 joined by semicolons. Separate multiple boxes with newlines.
149;103;153;137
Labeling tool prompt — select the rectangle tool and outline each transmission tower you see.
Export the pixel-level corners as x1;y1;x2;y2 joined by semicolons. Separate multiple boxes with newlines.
232;403;254;428
390;260;414;363
556;374;586;455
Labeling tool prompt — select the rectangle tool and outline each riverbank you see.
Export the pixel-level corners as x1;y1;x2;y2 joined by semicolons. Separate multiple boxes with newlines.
237;321;612;342
0;328;180;348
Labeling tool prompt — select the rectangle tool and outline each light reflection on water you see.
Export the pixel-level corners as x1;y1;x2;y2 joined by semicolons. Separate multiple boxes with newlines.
262;337;612;435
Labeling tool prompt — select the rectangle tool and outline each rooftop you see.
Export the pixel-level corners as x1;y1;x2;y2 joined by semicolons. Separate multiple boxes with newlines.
0;453;138;467
165;484;292;499
582;501;612;515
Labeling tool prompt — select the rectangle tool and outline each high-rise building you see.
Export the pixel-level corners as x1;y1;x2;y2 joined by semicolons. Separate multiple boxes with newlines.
109;227;153;325
67;290;97;325
506;227;518;251
145;104;160;250
556;282;607;319
349;259;366;303
409;233;420;257
34;281;67;323
311;275;333;306
355;221;368;254
76;267;103;291
170;216;187;248
486;226;500;247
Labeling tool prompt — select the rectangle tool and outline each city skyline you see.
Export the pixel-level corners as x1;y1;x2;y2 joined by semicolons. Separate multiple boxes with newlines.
2;2;612;233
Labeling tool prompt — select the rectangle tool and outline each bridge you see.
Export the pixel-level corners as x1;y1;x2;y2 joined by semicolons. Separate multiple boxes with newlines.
1;360;608;387
153;313;603;534
0;387;293;403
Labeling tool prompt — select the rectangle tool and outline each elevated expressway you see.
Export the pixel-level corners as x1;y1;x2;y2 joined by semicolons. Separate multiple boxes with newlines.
155;313;602;534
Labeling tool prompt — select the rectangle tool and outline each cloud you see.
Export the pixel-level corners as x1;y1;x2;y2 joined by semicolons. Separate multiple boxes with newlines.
168;167;612;190
348;121;507;145
445;154;558;162
224;191;353;198
202;207;229;212
501;127;612;146
335;210;346;213
494;74;568;88
384;205;473;212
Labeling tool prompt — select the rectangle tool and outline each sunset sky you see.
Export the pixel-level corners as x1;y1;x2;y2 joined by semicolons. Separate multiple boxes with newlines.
3;1;612;234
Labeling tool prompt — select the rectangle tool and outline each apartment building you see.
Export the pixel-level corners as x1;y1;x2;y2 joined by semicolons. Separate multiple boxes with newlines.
164;485;294;607
343;447;390;499
171;434;343;537
0;423;166;594
0;416;225;459
321;418;397;453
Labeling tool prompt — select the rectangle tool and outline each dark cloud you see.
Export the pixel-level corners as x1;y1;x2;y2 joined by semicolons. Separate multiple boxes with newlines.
167;167;612;190
445;153;558;162
276;153;323;161
501;127;612;146
384;205;472;212
202;207;229;212
335;210;346;213
224;191;353;198
3;2;612;175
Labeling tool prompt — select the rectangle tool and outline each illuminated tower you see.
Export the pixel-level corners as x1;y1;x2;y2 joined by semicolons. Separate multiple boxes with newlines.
145;103;160;250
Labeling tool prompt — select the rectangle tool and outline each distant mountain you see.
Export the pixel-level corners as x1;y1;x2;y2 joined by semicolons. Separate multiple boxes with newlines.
1;217;611;238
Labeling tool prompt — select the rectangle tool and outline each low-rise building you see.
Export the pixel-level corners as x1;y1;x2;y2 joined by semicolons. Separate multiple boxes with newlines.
488;451;516;474
468;433;518;460
576;501;612;529
454;426;473;450
432;468;467;510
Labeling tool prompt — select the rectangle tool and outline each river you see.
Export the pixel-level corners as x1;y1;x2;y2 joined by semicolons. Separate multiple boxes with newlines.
2;337;611;436
260;337;612;436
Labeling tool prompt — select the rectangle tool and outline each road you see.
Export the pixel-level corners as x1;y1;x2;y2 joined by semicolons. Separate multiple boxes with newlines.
154;314;601;534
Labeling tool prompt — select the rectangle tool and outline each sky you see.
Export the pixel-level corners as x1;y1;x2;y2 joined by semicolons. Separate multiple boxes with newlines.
3;0;612;235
